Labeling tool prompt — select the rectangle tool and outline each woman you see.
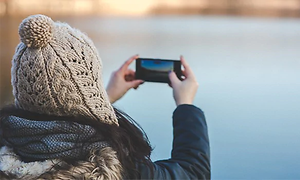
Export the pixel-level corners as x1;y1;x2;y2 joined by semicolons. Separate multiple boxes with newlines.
0;14;210;179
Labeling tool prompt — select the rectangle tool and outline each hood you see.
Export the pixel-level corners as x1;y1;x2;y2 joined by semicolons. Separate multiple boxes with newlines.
0;146;122;179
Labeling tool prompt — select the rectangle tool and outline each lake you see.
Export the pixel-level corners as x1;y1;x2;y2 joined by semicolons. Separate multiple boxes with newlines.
1;15;300;179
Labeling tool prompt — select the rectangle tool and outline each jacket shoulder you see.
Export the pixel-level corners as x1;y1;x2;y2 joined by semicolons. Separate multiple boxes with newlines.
138;105;211;179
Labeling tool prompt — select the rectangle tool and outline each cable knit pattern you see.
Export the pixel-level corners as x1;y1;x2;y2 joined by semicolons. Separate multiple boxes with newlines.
11;14;118;125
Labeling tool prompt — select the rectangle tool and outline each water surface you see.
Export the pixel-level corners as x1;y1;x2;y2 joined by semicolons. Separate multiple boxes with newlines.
1;15;300;179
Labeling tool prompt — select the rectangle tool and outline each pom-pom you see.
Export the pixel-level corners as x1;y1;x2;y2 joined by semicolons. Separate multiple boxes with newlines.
19;15;54;48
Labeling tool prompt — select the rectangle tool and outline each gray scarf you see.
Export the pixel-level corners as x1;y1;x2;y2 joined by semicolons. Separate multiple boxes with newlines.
0;116;109;161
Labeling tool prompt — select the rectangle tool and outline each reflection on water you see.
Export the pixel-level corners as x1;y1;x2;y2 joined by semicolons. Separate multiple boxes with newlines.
1;15;300;179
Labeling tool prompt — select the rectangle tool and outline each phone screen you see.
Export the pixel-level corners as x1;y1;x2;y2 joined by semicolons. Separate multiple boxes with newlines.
136;58;182;83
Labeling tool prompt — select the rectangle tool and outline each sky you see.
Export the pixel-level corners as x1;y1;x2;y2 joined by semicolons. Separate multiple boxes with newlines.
141;60;174;72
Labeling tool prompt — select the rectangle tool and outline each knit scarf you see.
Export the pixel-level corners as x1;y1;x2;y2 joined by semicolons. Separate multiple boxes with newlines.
0;116;109;162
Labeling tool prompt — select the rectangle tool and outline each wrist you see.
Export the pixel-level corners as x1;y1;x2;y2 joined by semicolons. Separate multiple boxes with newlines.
110;98;116;104
106;91;116;104
176;100;193;106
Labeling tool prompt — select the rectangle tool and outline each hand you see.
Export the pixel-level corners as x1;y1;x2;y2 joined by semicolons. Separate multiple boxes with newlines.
169;56;199;106
106;55;144;104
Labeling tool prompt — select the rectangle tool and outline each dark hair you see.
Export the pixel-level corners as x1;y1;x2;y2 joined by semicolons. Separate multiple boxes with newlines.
0;105;153;179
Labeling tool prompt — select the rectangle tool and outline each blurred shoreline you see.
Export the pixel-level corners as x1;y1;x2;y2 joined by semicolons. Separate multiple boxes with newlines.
1;0;300;106
1;0;300;18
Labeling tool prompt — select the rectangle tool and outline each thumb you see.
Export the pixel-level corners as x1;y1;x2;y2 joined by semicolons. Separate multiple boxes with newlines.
169;71;180;86
128;79;144;89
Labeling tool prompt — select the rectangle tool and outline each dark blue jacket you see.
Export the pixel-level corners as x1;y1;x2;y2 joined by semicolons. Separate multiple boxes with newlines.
138;104;211;179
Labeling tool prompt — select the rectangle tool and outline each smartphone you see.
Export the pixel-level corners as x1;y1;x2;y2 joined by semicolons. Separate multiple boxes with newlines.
136;58;182;83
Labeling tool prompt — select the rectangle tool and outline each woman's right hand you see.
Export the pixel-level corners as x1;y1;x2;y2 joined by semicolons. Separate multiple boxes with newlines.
169;56;199;106
106;55;144;104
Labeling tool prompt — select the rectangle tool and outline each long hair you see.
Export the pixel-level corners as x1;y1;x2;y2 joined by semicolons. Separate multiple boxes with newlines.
0;105;153;179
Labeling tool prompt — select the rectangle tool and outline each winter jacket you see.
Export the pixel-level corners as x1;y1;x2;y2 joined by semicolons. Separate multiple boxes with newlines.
0;104;210;179
138;104;211;179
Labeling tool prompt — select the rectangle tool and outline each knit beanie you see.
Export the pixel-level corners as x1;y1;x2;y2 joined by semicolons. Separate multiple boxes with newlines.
11;14;118;126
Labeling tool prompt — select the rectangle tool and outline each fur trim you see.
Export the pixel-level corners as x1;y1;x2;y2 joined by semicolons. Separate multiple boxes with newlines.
0;146;59;179
0;146;122;180
38;147;123;180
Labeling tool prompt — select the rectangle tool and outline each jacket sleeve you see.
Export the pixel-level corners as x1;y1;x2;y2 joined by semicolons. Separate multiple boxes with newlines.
138;104;211;179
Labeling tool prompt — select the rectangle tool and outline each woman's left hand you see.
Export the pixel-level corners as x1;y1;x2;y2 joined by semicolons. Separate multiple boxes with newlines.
106;55;144;104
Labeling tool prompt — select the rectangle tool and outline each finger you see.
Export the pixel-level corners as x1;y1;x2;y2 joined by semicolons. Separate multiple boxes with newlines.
125;74;135;81
128;79;144;89
169;71;180;87
126;69;135;73
120;54;139;72
180;55;195;77
181;70;187;80
134;86;140;90
125;69;136;81
133;81;144;89
125;69;135;76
